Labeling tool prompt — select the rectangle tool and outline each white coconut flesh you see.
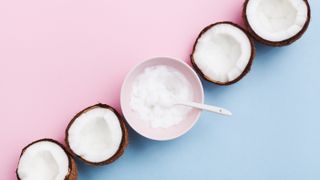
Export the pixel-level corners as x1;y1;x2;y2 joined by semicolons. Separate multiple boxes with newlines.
17;141;69;180
193;23;252;83
67;107;123;163
246;0;309;42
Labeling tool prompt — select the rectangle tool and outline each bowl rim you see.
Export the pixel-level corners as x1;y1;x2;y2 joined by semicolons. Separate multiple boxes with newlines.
120;56;204;141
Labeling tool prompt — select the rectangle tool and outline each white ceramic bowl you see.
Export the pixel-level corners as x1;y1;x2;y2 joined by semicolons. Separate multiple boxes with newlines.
121;57;204;140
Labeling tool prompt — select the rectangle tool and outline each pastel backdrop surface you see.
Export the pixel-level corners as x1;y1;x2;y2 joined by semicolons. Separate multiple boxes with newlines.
0;0;319;179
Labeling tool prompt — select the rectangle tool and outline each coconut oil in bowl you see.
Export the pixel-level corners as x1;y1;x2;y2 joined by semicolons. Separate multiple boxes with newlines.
121;57;204;141
130;65;193;128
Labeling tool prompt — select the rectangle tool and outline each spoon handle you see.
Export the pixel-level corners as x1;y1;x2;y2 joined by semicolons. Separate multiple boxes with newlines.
176;101;232;116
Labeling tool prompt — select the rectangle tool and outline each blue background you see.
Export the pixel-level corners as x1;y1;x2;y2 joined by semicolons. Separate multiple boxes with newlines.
78;1;320;179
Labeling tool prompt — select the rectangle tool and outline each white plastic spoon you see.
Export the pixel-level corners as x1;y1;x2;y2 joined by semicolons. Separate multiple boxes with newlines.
173;100;232;116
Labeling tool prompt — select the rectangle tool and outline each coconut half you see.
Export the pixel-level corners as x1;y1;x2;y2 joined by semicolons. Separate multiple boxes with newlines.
16;139;77;180
243;0;311;46
191;22;255;85
65;104;128;166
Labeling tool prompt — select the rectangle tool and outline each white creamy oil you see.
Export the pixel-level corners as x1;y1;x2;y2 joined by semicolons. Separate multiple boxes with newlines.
130;65;193;128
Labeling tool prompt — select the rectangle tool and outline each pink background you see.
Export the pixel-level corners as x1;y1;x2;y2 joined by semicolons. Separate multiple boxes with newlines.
0;0;243;179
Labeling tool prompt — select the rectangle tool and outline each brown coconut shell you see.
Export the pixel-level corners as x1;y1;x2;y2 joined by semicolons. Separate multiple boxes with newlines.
16;138;78;180
243;0;311;46
65;103;128;166
191;21;256;86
